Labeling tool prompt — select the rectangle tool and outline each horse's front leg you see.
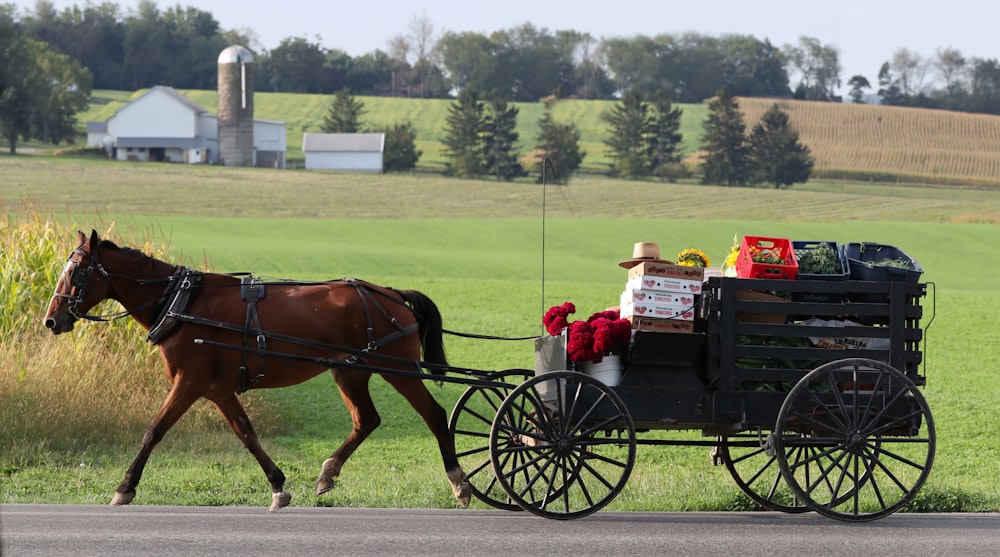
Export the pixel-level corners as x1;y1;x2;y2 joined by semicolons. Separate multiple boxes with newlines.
211;393;290;512
383;375;471;508
112;383;200;506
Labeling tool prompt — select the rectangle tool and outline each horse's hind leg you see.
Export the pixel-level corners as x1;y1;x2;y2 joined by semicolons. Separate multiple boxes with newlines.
382;375;471;508
316;369;381;496
211;394;291;512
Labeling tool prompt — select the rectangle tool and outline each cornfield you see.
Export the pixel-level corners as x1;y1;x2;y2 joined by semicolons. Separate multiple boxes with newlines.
0;208;274;463
739;97;1000;186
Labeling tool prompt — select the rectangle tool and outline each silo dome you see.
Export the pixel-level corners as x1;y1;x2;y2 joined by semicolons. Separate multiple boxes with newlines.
218;45;254;64
217;45;255;166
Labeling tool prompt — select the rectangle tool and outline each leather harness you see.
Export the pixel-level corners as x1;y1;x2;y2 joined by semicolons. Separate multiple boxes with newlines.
147;272;419;393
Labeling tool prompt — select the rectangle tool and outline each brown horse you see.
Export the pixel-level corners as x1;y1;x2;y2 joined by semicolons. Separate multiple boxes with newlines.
42;230;471;511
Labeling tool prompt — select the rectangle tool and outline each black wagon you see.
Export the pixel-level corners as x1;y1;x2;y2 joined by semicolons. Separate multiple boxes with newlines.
448;276;934;522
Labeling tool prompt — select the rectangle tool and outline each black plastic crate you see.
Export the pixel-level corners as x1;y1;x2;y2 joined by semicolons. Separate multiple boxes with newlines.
844;242;923;283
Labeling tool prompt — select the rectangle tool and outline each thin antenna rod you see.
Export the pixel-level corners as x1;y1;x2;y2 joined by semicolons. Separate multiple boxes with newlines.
541;158;546;333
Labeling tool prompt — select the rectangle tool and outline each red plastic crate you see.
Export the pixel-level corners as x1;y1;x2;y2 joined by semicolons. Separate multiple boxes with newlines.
736;236;798;279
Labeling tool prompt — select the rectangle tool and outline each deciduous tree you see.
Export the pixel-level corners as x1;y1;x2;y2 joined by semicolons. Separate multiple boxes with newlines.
847;75;871;103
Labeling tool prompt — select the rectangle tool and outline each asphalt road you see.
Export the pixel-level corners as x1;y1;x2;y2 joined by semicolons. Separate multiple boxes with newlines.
2;505;999;557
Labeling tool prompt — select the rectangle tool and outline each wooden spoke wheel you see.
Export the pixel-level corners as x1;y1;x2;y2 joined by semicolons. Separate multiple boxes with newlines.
489;371;636;520
775;358;935;522
720;430;810;513
448;369;532;511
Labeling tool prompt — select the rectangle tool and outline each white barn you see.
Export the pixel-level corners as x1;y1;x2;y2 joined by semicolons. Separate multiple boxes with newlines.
86;86;286;168
302;133;385;173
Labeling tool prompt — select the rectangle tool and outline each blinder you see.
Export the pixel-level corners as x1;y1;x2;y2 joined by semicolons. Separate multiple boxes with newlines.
54;245;109;320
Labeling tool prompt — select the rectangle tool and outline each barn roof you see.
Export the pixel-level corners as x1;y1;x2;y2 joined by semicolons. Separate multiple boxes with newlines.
302;133;385;153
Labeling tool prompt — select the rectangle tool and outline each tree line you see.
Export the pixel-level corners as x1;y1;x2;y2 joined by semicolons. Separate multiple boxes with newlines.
7;1;1000;115
325;86;813;188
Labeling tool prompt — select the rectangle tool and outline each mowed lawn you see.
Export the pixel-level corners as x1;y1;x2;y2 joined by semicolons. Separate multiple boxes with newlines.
2;156;999;512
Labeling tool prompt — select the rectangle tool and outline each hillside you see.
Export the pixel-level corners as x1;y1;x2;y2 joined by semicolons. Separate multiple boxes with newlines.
79;91;1000;187
738;97;1000;187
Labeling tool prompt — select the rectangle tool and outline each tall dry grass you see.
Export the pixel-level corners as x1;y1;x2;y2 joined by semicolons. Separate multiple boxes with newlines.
0;207;275;465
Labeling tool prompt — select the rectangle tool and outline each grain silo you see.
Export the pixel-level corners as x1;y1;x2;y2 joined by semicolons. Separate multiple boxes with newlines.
217;45;255;166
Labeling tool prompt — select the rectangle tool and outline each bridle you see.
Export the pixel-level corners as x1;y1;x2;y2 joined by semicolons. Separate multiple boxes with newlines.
52;242;174;322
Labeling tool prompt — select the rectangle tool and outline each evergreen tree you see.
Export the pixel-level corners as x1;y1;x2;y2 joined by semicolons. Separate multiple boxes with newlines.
481;94;527;181
535;101;585;183
700;87;750;186
645;92;685;181
602;89;649;178
748;104;814;188
382;121;422;172
321;88;366;133
441;88;485;176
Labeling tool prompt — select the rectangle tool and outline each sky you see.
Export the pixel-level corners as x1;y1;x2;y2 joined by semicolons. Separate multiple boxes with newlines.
12;0;999;96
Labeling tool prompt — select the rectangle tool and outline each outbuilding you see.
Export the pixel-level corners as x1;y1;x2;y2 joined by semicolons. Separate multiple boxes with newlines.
86;85;286;168
302;133;385;173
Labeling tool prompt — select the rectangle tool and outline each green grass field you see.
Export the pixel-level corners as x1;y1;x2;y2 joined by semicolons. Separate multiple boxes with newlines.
2;155;999;513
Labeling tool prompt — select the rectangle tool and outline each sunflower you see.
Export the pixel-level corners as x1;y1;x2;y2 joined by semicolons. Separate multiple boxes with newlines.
677;248;710;268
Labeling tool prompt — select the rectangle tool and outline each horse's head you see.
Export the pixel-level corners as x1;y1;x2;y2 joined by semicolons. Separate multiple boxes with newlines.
43;229;112;335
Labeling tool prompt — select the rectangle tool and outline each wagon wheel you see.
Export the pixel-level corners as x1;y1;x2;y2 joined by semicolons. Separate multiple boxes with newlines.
721;429;866;513
489;370;636;520
774;358;935;522
720;430;810;513
448;368;532;510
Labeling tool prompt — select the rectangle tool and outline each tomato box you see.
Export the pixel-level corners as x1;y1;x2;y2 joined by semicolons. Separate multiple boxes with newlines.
619;299;696;321
626;261;705;282
624;316;695;334
620;288;697;308
625;275;703;295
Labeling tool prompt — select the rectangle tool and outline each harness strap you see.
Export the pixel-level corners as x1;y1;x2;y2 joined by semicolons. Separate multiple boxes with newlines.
343;279;417;364
238;275;267;393
147;268;201;344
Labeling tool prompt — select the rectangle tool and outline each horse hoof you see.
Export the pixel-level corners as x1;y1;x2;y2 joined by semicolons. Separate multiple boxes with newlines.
269;491;292;512
455;481;472;509
110;491;135;506
315;475;337;496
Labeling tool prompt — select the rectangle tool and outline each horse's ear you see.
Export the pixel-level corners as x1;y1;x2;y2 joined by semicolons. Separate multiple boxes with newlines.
77;230;87;246
89;229;101;250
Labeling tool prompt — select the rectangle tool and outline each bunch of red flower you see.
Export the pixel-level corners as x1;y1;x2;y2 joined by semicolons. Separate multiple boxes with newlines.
543;301;576;336
543;303;632;364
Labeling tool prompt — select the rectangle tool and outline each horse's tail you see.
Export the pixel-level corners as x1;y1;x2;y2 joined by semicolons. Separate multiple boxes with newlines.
398;289;448;367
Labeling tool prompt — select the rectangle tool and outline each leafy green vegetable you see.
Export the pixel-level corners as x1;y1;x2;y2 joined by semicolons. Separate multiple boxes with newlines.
795;243;842;275
871;257;913;269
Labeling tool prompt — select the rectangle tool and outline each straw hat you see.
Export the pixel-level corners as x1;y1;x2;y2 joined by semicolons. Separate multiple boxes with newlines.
618;242;674;268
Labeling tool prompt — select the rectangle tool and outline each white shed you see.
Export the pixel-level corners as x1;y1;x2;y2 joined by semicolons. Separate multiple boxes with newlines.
302;133;385;173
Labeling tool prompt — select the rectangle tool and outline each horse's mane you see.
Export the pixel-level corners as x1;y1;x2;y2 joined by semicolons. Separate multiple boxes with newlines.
99;239;156;261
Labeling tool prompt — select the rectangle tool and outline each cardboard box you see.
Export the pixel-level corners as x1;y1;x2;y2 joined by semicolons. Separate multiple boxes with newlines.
627;261;705;282
626;274;702;295
735;289;788;324
620;288;696;307
625;316;695;333
620;300;695;321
